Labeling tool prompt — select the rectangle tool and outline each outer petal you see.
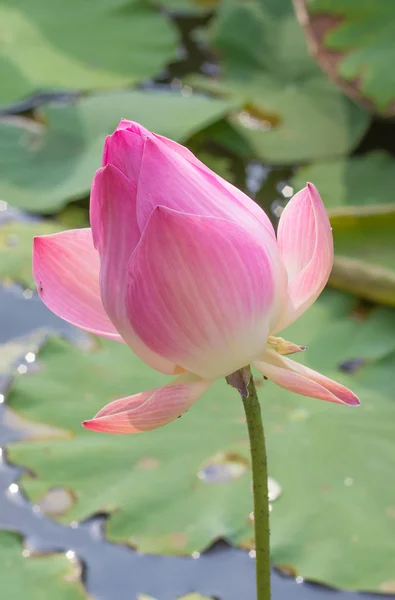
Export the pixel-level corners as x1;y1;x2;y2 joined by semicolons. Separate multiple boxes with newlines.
274;183;333;332
102;122;149;180
33;228;122;341
152;132;275;238
254;350;359;406
90;164;176;375
82;373;212;434
127;207;287;380
102;120;274;240
136;135;274;241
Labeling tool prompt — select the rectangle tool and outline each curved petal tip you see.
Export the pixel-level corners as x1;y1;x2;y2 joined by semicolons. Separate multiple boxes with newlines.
82;375;212;434
255;351;360;407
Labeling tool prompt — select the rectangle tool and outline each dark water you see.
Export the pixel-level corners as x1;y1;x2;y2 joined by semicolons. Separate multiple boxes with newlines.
0;284;391;599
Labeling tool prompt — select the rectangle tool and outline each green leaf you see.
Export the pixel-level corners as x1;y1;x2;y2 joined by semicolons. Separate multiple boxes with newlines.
0;0;178;105
292;152;395;216
195;0;369;164
0;220;64;287
308;0;395;113
0;90;237;213
0;531;85;599
292;153;395;306
7;289;395;591
330;211;395;307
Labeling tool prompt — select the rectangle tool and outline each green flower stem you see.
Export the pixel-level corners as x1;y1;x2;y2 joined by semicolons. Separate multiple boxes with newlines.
243;371;271;600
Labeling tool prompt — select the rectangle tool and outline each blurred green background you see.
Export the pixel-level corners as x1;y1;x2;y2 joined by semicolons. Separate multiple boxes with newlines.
1;0;395;598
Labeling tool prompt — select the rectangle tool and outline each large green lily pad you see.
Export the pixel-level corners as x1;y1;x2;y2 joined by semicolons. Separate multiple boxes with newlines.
0;0;178;105
192;0;369;164
330;211;395;307
292;153;395;306
0;220;64;287
0;531;85;599
7;289;395;591
0;91;237;214
306;0;395;114
292;152;395;216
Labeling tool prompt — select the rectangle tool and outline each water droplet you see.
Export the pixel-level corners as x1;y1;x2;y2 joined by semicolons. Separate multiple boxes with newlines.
37;487;75;516
273;204;284;218
17;364;27;374
281;185;294;198
22;549;30;558
249;550;256;559
296;576;304;584
23;289;34;299
66;550;76;561
70;521;79;529
0;394;4;404
25;352;36;363
0;200;7;211
198;452;248;484
268;477;282;502
249;511;254;522
192;551;200;559
344;477;354;487
181;85;193;97
8;483;19;494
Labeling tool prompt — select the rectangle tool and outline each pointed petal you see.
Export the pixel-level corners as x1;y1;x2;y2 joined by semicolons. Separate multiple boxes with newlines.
152;133;275;238
275;183;333;331
82;373;212;434
102;120;274;239
135;135;274;240
90;164;176;375
127;206;287;380
102;125;148;180
33;229;123;341
254;351;359;406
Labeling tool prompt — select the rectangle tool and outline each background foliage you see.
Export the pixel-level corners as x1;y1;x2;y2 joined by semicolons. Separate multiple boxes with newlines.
1;0;395;597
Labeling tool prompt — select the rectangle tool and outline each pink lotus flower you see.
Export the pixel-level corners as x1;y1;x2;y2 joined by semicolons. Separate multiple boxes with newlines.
33;120;359;434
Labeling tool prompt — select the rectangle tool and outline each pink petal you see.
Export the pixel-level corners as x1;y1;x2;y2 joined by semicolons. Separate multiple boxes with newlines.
102;127;146;181
254;350;360;406
104;124;274;240
275;183;334;332
91;164;176;375
82;373;212;434
33;229;122;341
152;132;275;239
136;137;272;239
127;206;287;380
